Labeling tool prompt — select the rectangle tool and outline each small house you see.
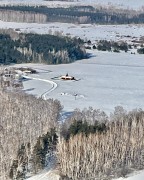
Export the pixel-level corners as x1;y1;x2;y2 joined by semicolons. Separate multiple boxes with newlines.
60;73;75;80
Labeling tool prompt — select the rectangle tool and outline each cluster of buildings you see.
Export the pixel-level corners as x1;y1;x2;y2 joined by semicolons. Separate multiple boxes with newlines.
0;67;36;90
0;67;23;90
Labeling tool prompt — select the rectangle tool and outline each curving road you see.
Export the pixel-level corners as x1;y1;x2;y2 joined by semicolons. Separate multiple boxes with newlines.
23;75;58;100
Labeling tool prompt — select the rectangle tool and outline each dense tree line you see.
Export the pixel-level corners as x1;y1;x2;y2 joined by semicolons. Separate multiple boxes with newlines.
0;34;26;64
57;107;144;179
0;9;47;23
9;129;58;179
137;47;144;54
85;40;130;52
1;5;144;24
95;40;129;52
0;90;62;179
60;107;109;140
0;33;86;65
64;120;107;140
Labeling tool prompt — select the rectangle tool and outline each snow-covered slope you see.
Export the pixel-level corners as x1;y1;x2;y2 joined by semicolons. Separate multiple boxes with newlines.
116;170;144;180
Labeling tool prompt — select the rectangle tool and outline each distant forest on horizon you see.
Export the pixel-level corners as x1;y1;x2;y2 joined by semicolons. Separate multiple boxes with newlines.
0;5;144;24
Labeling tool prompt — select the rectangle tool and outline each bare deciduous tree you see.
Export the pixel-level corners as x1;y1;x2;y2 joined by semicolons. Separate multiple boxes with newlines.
57;108;144;180
0;90;62;180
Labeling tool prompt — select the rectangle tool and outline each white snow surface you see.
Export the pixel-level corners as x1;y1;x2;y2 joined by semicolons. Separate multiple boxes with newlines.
13;50;144;115
0;0;144;10
23;75;57;100
27;169;144;180
0;21;144;43
116;170;144;180
26;169;61;180
26;169;144;180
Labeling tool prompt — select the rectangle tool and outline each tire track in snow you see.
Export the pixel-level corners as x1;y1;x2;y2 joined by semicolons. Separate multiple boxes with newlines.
23;76;57;100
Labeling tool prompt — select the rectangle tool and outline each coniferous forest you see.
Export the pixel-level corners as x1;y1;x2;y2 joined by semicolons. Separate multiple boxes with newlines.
0;32;86;65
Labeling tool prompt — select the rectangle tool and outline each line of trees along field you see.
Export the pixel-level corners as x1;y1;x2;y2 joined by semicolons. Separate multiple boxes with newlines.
0;32;86;65
86;40;129;52
0;5;144;24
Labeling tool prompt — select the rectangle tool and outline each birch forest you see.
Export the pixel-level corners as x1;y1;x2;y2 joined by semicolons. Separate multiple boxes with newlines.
0;90;62;180
0;89;144;180
57;107;144;180
0;10;47;23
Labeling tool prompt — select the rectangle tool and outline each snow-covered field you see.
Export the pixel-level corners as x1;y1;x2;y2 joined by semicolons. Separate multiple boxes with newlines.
12;50;144;115
0;0;144;10
1;20;144;44
7;20;143;116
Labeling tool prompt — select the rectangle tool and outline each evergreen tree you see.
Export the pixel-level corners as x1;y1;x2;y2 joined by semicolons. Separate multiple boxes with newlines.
9;144;28;180
31;129;58;173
